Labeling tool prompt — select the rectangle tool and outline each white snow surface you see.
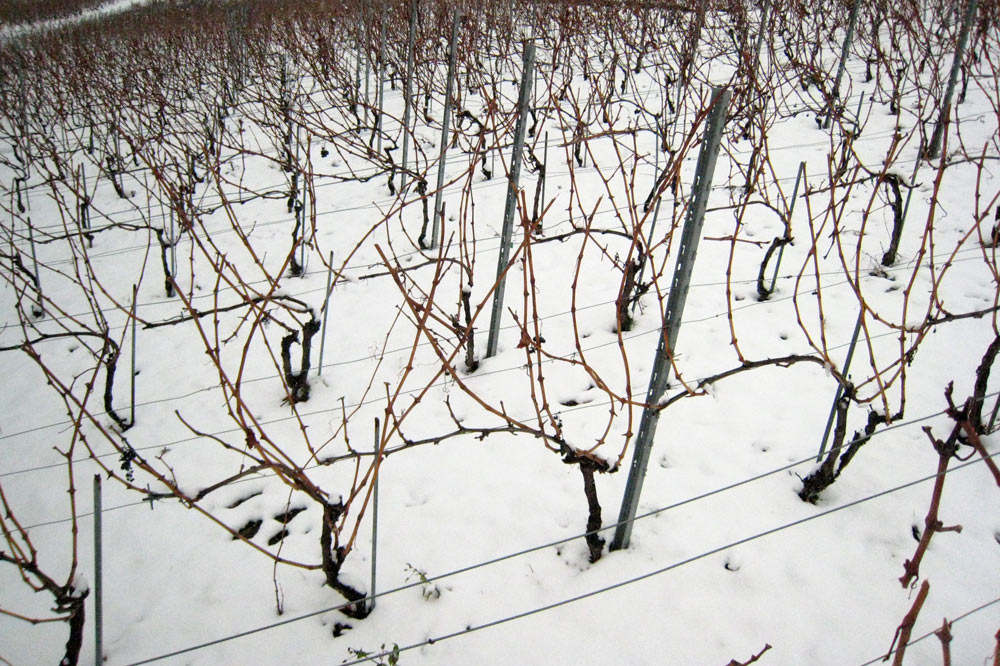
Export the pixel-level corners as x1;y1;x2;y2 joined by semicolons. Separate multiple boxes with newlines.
0;0;159;43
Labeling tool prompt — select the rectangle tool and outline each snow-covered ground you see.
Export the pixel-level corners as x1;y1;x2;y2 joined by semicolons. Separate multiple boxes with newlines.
1;2;999;665
0;0;158;43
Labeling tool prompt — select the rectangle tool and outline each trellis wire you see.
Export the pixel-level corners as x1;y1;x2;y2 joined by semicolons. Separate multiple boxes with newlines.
21;394;995;533
124;450;1000;666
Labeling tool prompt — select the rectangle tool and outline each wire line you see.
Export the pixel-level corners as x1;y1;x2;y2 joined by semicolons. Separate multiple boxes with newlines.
856;596;1000;666
126;450;999;666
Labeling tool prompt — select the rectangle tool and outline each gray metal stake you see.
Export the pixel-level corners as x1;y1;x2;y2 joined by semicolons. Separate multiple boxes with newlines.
533;60;538;112
485;42;537;359
925;0;979;160
900;147;922;227
80;165;92;248
130;284;137;426
318;251;334;376
432;202;445;250
988;392;1000;433
611;87;731;552
93;474;103;666
399;0;418;192
768;161;806;292
354;2;368;122
355;19;363;123
169;208;177;288
539;131;549;231
369;417;380;614
823;0;862;129
299;180;308;275
377;11;386;156
816;307;864;462
26;188;43;317
362;0;371;127
654;120;660;176
431;9;461;250
751;0;771;76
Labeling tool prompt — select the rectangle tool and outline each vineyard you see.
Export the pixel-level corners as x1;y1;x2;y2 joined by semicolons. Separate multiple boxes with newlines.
1;0;999;663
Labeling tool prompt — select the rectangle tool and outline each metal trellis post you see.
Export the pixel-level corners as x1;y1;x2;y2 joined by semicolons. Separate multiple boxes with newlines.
399;0;418;192
816;308;864;462
318;251;334;376
751;0;771;83
377;8;386;156
297;123;307;276
485;41;536;359
431;10;460;250
823;0;862;129
900;146;922;227
988;393;1000;433
768;160;806;293
358;0;371;124
369;418;380;614
611;88;731;551
539;131;549;232
130;284;137;426
925;0;979;160
93;475;103;666
169;207;177;294
25;184;43;318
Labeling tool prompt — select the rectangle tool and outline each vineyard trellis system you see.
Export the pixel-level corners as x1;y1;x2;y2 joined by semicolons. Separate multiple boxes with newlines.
2;0;1000;664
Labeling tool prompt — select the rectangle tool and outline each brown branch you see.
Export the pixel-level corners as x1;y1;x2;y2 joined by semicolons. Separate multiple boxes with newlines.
705;235;766;247
935;618;953;666
955;421;1000;487
725;644;772;666
0;330;106;353
969;335;1000;435
899;422;962;589
885;579;930;665
925;306;1000;327
661;354;828;411
142;294;311;330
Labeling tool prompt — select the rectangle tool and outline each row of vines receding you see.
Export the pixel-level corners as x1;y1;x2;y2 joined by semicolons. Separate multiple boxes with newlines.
2;0;999;664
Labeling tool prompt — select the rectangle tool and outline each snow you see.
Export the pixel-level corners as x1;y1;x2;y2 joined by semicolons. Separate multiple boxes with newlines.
1;3;999;666
71;573;90;598
0;0;158;43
